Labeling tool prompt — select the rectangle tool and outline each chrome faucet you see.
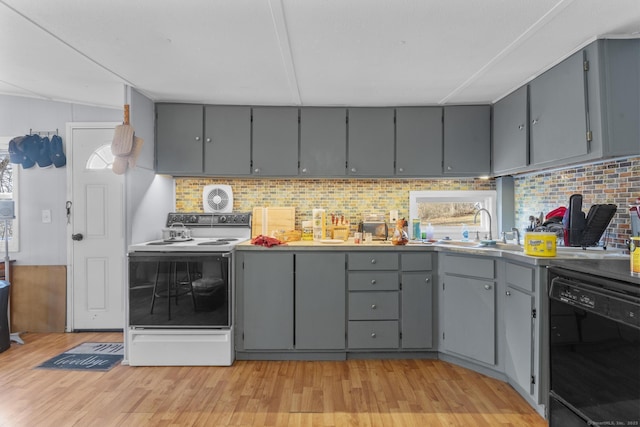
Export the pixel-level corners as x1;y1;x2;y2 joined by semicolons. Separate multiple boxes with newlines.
511;227;521;245
473;208;492;241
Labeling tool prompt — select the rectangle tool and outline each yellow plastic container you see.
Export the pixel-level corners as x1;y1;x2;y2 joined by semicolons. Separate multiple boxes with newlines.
630;237;640;273
524;232;557;257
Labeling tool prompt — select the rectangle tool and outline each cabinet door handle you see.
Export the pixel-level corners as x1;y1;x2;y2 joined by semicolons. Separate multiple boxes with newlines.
505;291;511;296
370;279;376;285
371;332;377;338
446;166;452;171
518;124;524;131
253;168;260;174
425;277;430;283
205;137;212;143
195;136;201;141
351;167;357;173
484;284;492;290
370;259;376;264
371;304;377;310
301;168;308;173
532;119;539;125
398;167;404;173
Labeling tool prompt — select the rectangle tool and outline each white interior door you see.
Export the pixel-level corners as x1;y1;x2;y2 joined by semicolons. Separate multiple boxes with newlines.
67;122;124;331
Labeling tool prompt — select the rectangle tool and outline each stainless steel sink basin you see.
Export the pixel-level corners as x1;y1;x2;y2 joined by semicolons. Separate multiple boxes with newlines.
494;242;524;252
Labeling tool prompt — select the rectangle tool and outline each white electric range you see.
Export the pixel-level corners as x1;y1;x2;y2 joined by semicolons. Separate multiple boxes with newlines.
126;212;251;366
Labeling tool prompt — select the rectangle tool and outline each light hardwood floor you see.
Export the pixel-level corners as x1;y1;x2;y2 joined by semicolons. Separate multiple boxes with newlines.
0;332;547;426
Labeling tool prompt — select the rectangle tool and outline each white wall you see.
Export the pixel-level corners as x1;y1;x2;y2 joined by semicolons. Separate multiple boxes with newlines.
127;88;174;244
0;94;121;265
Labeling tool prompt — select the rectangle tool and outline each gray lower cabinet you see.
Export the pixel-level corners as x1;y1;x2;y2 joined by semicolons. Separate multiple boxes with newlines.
503;261;538;401
204;105;251;175
241;252;294;350
347;252;400;349
492;86;529;175
347;108;395;176
295;253;346;350
440;254;496;365
443;105;491;176
156;103;204;174
238;250;435;354
401;253;433;349
395;107;443;176
299;108;347;177
252;107;299;176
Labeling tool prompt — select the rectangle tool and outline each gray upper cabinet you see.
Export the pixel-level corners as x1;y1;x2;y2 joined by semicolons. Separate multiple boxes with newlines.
529;50;588;167
586;39;640;159
299;108;347;177
156;103;204;174
493;86;529;175
204;106;251;175
443;105;491;176
347;108;395;176
524;39;640;172
252;107;299;176
396;107;443;176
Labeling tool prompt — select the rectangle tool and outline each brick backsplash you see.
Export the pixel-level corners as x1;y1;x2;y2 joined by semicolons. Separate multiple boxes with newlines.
515;156;640;249
175;156;638;249
175;177;494;231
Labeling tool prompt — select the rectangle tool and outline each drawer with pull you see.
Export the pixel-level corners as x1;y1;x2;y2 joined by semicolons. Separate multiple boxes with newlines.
348;320;399;349
348;271;398;291
349;292;399;320
348;253;398;270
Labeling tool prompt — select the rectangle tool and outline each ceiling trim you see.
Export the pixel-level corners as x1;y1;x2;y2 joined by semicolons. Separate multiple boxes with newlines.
268;0;302;105
1;0;135;89
439;0;576;104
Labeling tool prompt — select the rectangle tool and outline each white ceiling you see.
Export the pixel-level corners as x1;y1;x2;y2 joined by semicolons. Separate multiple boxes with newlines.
1;0;639;109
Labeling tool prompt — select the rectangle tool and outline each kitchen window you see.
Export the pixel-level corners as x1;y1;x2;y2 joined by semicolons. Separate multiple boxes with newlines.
0;137;19;252
409;190;496;240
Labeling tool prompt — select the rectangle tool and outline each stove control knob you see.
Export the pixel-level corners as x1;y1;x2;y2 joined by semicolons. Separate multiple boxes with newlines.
190;215;198;224
219;216;227;223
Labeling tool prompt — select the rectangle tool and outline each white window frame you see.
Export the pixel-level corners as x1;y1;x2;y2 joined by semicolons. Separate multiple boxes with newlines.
0;136;19;252
409;190;497;240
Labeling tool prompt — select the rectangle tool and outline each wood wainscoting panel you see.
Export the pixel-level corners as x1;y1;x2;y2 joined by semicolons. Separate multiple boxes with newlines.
10;265;66;333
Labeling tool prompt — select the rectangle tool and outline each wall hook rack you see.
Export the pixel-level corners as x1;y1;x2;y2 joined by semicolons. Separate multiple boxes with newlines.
29;128;59;136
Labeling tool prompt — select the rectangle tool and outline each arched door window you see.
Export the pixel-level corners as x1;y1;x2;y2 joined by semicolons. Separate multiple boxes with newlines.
86;144;115;170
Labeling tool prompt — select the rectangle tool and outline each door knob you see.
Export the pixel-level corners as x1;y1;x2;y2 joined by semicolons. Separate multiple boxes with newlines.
72;233;84;241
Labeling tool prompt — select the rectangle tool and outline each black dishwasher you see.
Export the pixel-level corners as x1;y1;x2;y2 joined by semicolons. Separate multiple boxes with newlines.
548;260;640;426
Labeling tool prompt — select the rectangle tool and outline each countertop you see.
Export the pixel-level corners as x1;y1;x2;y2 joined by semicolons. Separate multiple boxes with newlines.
236;238;629;266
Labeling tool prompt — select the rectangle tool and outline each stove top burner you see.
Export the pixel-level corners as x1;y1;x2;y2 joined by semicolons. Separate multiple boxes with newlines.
216;238;238;242
147;241;175;245
197;240;231;246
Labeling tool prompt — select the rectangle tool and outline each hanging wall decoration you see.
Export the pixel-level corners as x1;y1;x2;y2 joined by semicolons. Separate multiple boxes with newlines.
8;130;66;169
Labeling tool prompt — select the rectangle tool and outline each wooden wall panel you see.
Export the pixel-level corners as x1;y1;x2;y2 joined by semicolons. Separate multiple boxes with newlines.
10;266;66;333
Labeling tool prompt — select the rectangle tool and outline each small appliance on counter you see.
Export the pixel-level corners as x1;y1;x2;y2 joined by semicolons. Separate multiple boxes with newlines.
562;194;617;248
358;214;388;241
